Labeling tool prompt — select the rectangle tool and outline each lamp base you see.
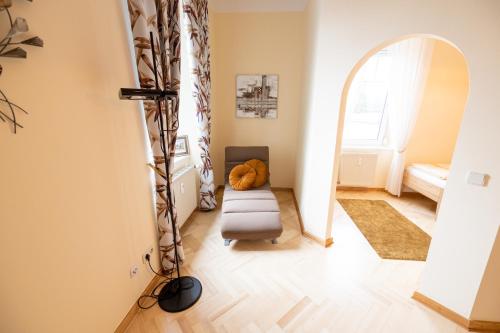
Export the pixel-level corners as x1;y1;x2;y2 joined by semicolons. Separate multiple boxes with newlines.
157;276;202;313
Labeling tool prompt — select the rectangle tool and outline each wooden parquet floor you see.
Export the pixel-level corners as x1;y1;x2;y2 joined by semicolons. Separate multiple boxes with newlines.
125;189;467;333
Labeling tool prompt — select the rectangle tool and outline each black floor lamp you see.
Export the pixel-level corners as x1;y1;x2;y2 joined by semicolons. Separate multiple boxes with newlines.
119;31;202;313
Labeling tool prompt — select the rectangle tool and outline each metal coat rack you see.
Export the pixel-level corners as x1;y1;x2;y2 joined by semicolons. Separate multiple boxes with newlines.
119;31;202;313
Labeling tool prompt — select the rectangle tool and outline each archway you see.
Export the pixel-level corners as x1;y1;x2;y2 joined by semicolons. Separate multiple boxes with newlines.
327;35;470;259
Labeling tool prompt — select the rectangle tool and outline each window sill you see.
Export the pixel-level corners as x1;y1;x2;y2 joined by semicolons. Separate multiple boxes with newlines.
173;155;191;173
342;145;392;152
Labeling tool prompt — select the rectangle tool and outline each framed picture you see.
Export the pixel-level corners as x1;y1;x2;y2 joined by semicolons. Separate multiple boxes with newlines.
175;135;190;156
236;74;278;119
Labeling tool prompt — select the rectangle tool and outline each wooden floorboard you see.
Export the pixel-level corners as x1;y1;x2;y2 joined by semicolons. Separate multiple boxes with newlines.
124;189;468;333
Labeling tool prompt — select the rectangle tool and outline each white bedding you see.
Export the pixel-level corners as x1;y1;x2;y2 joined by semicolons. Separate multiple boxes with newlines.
406;164;448;189
411;163;450;180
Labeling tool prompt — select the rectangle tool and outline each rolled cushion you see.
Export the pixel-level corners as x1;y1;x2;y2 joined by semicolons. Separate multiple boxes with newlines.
229;164;256;190
244;159;268;188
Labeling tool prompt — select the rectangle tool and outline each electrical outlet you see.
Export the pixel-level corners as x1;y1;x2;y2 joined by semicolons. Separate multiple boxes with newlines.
142;247;154;264
130;265;139;278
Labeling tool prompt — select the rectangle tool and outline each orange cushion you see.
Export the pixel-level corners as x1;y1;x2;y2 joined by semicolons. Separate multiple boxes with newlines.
244;159;268;188
229;164;256;191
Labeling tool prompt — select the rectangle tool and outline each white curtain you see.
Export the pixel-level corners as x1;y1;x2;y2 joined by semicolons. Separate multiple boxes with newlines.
385;38;434;196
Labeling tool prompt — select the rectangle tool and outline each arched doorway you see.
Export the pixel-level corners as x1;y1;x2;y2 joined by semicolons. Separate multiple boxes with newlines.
329;35;469;261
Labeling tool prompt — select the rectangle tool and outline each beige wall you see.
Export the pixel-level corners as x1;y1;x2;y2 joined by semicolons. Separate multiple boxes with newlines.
211;12;304;187
2;0;499;330
406;40;469;165
0;1;158;332
295;0;500;320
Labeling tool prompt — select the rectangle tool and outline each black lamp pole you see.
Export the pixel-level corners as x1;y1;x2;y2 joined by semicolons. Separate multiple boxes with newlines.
119;32;202;313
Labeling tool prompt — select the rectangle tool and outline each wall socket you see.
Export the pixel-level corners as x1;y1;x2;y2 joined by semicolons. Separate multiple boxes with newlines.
130;265;139;278
142;247;154;264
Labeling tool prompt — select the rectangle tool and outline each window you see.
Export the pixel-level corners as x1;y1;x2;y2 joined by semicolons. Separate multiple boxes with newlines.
175;15;199;171
342;48;393;146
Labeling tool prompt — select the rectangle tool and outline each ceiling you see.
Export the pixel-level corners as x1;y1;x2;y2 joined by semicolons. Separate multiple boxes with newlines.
211;0;309;12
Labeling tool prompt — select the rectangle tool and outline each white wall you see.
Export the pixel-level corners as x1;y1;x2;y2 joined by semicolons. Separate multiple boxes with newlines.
294;0;329;238
470;228;500;320
295;0;500;321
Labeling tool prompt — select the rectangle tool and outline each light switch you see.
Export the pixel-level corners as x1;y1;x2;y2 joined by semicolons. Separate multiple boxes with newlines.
467;172;489;187
180;182;185;194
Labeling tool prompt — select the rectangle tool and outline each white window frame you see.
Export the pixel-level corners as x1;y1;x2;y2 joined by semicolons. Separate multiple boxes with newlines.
343;49;392;148
344;92;389;147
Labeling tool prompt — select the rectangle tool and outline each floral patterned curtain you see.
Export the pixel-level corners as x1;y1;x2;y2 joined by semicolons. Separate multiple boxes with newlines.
127;0;184;273
182;0;217;210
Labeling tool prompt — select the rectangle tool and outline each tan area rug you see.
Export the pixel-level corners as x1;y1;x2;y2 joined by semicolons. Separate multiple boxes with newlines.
338;199;431;261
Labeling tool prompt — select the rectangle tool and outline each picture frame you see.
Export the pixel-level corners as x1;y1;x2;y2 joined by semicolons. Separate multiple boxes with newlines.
174;135;190;156
236;74;278;119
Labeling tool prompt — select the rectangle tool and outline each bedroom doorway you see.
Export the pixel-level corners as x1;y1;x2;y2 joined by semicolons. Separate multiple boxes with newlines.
332;35;469;261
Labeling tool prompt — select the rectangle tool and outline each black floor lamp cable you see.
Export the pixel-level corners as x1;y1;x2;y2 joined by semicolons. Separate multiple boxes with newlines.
119;31;202;313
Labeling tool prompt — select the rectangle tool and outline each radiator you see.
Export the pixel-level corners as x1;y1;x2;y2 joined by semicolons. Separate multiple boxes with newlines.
339;152;379;187
172;165;198;228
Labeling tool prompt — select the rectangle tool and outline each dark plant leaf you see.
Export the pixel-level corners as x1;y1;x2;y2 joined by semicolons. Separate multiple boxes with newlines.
134;37;150;49
0;0;12;8
0;47;27;58
7;17;29;37
146;14;156;27
21;36;43;47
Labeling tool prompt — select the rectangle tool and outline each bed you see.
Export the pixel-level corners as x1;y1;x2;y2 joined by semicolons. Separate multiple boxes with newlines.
403;163;450;212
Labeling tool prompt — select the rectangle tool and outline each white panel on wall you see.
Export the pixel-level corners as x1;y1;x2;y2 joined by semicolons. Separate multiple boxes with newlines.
339;152;378;187
172;166;198;228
